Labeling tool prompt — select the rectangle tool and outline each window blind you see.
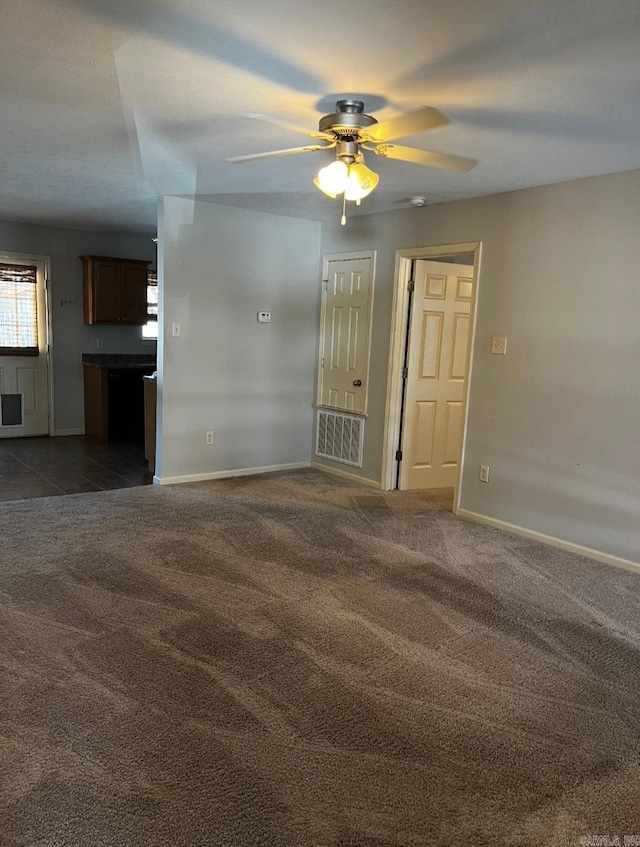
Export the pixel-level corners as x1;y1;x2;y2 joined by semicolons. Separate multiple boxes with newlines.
0;263;38;355
147;271;158;318
142;270;158;340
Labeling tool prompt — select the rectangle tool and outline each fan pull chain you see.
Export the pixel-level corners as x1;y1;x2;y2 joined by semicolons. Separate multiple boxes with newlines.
341;194;347;226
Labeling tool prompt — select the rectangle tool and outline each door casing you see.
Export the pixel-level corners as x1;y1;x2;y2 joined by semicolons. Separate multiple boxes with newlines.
381;242;482;512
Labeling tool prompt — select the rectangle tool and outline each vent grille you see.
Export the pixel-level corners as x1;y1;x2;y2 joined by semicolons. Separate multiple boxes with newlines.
316;409;364;467
1;393;24;426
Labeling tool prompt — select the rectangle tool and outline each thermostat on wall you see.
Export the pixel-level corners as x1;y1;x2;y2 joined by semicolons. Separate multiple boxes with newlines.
257;311;271;323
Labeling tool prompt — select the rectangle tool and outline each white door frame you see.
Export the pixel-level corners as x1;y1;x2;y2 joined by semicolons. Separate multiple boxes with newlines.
0;250;54;436
380;242;482;512
317;250;376;415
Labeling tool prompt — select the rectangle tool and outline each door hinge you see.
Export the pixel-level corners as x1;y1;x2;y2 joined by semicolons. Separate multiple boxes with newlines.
45;278;50;290
408;280;415;292
395;450;403;462
401;366;408;379
323;279;328;291
321;356;325;369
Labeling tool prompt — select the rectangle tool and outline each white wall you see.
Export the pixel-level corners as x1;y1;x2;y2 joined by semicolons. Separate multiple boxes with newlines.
319;169;640;564
157;197;321;481
0;219;156;432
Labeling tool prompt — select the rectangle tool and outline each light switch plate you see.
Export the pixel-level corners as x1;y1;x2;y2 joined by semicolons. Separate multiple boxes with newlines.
257;311;271;323
491;336;507;355
172;322;181;337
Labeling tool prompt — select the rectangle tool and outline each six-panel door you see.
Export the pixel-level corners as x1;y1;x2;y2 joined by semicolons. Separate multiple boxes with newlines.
318;256;373;415
400;260;473;489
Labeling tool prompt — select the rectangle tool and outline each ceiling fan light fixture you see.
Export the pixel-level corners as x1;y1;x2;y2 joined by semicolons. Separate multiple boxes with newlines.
314;156;379;206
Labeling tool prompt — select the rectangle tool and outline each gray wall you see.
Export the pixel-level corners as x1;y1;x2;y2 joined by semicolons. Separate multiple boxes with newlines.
0;219;156;432
319;170;640;563
157;197;321;480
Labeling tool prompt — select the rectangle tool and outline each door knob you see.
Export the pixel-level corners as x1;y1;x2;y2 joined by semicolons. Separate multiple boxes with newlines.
352;379;362;387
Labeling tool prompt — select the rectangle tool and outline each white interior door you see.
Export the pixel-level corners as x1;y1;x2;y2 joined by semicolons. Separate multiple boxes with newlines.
0;256;50;438
318;255;373;414
399;260;473;489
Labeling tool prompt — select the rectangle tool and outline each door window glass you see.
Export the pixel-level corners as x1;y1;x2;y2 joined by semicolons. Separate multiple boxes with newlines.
0;263;38;355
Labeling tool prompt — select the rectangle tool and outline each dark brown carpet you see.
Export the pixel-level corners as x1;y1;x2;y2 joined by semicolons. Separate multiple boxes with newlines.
1;469;640;846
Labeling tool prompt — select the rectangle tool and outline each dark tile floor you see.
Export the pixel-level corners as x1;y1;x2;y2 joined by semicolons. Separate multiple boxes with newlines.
0;436;153;501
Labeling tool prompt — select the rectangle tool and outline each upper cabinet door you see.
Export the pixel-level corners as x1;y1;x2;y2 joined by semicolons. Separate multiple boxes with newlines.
92;259;121;324
82;256;150;325
120;263;148;324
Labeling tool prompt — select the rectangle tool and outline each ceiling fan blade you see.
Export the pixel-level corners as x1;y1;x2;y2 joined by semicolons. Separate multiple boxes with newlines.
227;143;335;163
366;107;450;142
371;144;478;171
240;113;334;141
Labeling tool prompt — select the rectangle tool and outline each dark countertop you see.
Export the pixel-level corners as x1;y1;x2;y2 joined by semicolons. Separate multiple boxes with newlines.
83;354;156;370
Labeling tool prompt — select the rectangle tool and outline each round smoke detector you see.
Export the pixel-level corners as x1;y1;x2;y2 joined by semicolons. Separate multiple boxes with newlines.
409;196;427;207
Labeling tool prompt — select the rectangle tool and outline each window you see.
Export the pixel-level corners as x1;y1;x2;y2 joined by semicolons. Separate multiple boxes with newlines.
142;270;158;340
0;263;39;355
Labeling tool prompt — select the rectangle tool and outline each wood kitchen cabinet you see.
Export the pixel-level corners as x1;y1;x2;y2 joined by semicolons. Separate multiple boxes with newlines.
83;364;109;441
83;360;155;442
81;255;150;325
143;375;157;473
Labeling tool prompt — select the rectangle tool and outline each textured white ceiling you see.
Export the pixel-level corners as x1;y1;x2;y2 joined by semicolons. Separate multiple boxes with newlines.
2;0;640;232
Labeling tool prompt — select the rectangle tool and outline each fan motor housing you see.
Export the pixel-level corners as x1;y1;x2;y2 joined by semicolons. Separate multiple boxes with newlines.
319;99;377;139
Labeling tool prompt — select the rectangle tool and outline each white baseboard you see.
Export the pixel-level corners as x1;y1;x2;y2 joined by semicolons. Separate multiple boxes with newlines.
457;508;640;576
52;428;85;437
154;461;311;486
310;461;381;489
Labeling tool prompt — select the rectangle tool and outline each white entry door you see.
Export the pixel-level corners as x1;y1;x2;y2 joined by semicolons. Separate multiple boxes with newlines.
0;257;50;438
399;260;473;489
317;254;374;414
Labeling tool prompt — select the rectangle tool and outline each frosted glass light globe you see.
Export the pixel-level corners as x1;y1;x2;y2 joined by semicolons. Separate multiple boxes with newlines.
315;160;349;196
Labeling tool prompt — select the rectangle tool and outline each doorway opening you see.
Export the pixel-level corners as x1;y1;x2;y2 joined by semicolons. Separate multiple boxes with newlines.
381;242;482;514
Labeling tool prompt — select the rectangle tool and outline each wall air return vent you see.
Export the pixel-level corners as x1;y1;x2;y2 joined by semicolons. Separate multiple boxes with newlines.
1;394;24;427
316;409;364;468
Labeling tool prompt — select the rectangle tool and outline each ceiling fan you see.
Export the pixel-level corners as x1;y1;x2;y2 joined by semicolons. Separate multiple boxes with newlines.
227;99;477;221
